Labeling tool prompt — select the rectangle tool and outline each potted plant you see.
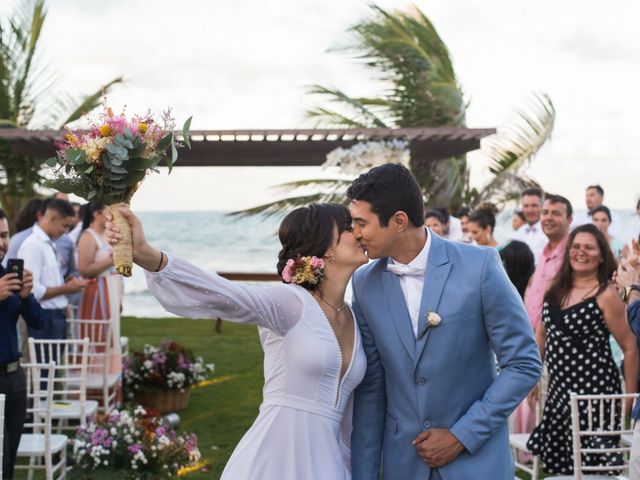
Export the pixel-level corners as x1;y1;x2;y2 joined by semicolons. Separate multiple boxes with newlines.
71;406;202;479
124;339;214;414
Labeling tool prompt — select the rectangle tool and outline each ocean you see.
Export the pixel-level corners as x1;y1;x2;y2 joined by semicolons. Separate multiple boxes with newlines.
122;209;639;318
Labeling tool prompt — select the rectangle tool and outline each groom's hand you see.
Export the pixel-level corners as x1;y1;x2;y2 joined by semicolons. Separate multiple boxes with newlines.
412;429;465;467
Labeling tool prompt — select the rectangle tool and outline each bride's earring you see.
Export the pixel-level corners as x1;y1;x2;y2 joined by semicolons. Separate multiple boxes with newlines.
325;252;336;263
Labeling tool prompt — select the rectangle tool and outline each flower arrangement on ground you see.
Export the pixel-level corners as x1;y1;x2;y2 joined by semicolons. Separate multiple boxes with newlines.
72;405;201;479
125;339;214;395
45;103;192;276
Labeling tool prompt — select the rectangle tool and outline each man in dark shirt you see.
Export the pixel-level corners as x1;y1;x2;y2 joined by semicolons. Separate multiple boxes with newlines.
0;207;46;479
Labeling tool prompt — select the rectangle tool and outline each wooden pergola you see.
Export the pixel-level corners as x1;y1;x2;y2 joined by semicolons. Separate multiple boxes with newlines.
0;126;495;166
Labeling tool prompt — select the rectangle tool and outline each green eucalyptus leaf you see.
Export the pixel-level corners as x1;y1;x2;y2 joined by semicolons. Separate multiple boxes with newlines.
45;157;58;167
157;133;172;153
67;149;86;165
111;166;128;174
106;143;128;161
182;116;192;149
125;171;146;184
85;165;94;174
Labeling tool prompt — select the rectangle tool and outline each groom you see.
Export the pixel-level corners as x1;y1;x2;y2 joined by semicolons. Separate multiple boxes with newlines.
348;164;542;480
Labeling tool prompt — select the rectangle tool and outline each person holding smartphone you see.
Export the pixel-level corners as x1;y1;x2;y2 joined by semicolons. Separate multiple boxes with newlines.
0;207;47;479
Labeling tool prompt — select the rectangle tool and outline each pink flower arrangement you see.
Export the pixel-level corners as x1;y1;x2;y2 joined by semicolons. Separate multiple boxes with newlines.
281;256;325;285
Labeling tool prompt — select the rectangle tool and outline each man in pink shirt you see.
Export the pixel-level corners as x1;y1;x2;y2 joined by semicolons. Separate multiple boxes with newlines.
514;194;572;443
524;194;573;331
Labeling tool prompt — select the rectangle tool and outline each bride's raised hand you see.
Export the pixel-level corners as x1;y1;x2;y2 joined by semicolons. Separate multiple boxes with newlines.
105;207;160;270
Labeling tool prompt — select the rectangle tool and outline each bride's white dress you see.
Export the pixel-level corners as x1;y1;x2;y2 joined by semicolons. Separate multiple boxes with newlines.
145;256;366;479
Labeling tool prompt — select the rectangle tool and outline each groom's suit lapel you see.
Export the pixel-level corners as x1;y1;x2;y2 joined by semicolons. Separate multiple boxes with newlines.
381;267;416;362
414;233;451;369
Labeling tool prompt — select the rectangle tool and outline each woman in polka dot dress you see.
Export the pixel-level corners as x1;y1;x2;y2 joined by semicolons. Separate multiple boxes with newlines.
527;224;639;475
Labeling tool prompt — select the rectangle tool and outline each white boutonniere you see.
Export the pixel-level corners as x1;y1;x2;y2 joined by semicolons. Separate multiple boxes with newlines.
426;310;442;328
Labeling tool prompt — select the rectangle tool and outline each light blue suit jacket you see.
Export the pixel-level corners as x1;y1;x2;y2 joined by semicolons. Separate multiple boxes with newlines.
351;233;542;480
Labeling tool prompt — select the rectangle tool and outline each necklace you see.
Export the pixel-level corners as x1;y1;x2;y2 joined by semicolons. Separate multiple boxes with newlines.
316;295;346;313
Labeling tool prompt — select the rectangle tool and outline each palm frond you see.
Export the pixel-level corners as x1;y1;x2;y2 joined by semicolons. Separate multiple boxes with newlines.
57;76;123;127
230;192;349;218
475;92;554;206
273;178;352;193
306;85;388;128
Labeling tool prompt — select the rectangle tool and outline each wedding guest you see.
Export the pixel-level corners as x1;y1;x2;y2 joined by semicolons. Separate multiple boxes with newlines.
468;204;499;248
592;205;625;255
623;198;640;249
77;202;122;390
524;194;573;331
527;224;638;475
432;207;464;241
614;254;640;480
3;198;45;268
513;187;547;263
0;207;46;480
499;240;534;298
572;184;621;236
424;209;446;237
514;194;573;442
512;211;526;232
17;199;88;343
68;201;84;244
456;206;473;243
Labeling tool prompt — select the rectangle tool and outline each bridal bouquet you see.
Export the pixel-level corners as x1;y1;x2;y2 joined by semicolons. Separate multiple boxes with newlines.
45;104;192;276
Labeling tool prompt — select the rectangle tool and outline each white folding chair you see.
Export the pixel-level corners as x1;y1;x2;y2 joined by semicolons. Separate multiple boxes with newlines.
67;318;120;414
511;374;547;480
28;338;98;429
546;392;636;480
0;393;5;480
16;362;68;480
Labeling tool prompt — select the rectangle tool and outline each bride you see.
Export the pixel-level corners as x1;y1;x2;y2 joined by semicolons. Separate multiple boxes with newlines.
106;203;368;479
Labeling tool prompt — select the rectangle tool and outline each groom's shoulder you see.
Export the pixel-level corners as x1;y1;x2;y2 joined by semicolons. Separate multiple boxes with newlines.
353;257;387;284
440;237;496;265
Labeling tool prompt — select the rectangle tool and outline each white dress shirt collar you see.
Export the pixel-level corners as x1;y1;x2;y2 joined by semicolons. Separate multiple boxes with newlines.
388;228;432;338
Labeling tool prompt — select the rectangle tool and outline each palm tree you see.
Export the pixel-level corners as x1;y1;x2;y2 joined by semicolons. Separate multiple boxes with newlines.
0;0;122;227
237;4;554;217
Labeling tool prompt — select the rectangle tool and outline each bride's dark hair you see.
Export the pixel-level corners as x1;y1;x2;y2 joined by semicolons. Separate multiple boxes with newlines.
277;203;352;291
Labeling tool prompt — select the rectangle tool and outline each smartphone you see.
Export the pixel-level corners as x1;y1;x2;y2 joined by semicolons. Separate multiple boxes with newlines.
6;258;23;283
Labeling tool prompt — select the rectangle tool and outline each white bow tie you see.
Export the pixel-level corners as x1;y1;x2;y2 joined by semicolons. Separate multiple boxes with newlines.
526;226;537;233
387;263;424;276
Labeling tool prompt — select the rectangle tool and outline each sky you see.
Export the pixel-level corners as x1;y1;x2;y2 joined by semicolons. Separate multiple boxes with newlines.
3;0;639;211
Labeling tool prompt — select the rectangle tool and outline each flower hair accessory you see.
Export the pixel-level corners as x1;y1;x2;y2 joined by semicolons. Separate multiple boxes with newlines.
282;256;325;285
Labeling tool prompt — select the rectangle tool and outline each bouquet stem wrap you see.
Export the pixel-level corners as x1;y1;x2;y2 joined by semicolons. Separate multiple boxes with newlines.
109;202;133;277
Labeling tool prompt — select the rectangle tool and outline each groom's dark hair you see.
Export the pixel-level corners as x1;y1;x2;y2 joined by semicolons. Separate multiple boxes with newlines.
346;164;424;227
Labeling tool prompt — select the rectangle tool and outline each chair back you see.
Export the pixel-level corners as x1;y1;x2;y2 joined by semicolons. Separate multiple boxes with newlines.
28;337;91;423
23;363;56;440
569;392;636;479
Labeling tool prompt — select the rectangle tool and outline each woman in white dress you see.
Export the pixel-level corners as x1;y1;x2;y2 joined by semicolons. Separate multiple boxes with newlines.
106;203;368;479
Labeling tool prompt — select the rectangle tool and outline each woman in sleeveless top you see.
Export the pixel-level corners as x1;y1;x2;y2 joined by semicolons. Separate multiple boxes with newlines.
105;203;368;479
76;202;123;390
527;224;638;475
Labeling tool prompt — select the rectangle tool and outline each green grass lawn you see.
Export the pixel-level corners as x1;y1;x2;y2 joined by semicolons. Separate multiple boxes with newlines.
122;316;265;479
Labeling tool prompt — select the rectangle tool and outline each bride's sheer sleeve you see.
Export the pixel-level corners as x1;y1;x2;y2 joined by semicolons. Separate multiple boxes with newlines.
145;255;303;335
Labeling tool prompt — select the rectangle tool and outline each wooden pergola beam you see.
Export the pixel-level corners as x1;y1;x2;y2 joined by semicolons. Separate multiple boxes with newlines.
0;127;496;166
